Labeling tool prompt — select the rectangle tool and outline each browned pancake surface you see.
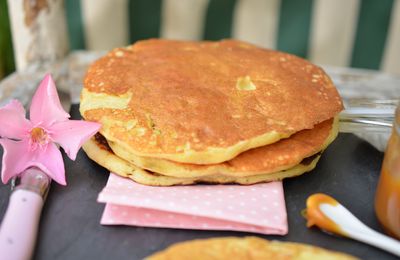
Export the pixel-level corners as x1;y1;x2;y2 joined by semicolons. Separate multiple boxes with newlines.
83;39;343;159
222;118;333;174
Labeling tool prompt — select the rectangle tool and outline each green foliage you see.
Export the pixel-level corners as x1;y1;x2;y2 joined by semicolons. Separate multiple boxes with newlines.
0;0;15;79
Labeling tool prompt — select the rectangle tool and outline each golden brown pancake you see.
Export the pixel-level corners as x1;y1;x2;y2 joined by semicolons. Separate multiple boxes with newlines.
146;237;358;259
80;39;343;164
83;134;322;186
107;117;338;178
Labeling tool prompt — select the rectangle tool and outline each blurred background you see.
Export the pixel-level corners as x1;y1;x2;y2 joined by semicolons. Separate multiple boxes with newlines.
0;0;399;80
0;0;14;79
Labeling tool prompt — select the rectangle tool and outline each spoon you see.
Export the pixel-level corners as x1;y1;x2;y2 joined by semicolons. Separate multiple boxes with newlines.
304;193;400;257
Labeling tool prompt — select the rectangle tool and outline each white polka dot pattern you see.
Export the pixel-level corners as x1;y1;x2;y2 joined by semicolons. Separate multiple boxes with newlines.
98;173;288;235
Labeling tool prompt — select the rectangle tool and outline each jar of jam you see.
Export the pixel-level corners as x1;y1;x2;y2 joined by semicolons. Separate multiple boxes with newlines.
375;103;400;239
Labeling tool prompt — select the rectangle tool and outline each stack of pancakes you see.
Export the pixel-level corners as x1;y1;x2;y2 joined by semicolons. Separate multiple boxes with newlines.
80;39;343;186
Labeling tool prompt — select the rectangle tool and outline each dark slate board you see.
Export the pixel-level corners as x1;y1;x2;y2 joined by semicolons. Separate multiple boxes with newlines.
0;105;396;260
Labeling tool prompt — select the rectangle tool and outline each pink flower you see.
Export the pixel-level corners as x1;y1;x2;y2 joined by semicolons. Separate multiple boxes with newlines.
0;74;101;185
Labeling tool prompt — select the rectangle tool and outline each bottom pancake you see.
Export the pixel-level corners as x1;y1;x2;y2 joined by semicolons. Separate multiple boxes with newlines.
108;117;338;178
83;136;322;186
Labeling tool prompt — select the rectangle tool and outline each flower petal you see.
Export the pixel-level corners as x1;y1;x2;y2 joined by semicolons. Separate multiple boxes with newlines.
29;74;70;127
34;142;66;185
0;100;32;139
2;99;25;114
49;120;101;160
0;139;32;183
0;139;66;185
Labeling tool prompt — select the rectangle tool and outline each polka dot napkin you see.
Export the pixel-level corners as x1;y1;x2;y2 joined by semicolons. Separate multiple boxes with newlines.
98;173;288;235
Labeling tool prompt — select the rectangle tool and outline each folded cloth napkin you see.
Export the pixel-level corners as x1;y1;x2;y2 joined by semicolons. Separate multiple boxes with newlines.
98;173;288;235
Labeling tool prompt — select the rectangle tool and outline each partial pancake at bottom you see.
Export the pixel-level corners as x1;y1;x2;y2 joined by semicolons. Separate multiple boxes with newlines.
146;236;358;259
83;136;322;186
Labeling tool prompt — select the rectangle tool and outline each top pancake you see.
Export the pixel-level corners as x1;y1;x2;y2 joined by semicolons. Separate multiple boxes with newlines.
80;39;343;164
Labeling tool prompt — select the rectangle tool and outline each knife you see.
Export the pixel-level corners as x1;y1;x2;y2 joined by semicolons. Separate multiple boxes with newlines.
0;168;51;260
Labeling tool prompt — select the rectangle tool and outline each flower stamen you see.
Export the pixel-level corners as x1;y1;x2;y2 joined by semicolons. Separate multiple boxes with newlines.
30;127;50;149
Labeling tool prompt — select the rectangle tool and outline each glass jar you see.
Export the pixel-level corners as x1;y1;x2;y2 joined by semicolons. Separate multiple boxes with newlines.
375;103;400;239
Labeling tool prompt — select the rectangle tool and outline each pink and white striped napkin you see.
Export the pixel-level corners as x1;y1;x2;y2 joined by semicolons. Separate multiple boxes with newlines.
98;173;288;235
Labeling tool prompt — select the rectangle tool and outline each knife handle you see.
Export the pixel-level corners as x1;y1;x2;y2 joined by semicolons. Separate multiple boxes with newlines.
0;189;44;260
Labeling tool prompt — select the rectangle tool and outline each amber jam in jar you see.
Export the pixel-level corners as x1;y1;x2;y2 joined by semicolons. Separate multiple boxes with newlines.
375;104;400;239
